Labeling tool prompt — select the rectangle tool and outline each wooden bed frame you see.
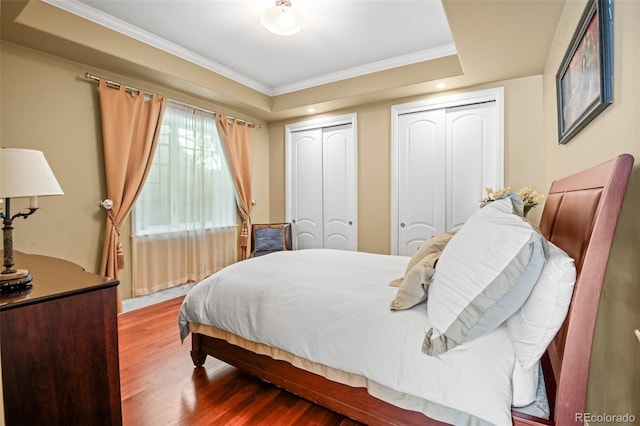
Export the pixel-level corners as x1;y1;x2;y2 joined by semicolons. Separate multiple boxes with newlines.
190;154;634;425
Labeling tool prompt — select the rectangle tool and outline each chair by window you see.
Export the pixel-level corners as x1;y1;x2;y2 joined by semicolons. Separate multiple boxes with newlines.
251;223;292;257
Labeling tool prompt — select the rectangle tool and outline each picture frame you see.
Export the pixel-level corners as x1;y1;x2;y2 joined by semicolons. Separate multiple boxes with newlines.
556;0;613;145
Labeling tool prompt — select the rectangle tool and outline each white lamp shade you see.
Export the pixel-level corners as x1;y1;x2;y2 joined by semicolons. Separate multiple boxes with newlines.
0;148;64;198
260;1;306;36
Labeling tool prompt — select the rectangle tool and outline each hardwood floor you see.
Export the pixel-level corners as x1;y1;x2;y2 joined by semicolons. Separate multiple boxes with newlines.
118;296;362;425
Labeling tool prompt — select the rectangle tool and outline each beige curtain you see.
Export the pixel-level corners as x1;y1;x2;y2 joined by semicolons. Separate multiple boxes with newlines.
98;79;167;309
131;100;238;296
216;114;255;260
132;227;237;296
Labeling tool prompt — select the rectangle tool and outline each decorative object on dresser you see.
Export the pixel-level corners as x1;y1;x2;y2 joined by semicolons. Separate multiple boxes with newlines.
0;251;122;425
0;148;64;292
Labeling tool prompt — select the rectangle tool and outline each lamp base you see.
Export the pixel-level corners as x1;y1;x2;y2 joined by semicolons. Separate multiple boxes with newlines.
0;269;33;294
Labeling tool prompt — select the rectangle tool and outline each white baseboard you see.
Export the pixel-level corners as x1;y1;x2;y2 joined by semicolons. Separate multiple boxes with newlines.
122;283;195;313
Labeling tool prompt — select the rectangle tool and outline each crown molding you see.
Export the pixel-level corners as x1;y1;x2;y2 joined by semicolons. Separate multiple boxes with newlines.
43;0;456;97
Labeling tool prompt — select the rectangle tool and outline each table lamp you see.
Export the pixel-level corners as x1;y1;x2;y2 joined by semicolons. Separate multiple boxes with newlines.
0;148;64;292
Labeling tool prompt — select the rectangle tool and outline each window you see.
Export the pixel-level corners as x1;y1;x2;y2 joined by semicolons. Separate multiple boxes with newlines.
134;100;236;236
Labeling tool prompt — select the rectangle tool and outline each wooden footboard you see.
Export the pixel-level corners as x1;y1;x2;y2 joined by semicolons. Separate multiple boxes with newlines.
191;332;553;426
192;332;449;426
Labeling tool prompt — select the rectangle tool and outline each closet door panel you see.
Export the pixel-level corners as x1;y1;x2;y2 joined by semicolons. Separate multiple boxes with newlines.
397;110;446;256
322;124;356;251
290;129;324;249
446;103;498;232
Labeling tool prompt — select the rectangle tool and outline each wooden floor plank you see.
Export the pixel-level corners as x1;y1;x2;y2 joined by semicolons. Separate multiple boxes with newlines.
118;296;362;425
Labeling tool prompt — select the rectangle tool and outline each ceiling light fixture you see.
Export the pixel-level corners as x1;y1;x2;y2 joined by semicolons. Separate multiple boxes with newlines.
260;0;306;36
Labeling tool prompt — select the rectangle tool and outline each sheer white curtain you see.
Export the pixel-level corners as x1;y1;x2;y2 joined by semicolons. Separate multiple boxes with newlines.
131;100;238;296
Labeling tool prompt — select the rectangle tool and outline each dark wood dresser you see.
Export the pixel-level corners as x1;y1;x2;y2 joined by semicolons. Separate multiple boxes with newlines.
0;251;122;426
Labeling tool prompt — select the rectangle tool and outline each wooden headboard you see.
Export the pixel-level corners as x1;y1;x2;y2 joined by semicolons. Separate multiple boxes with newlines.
537;154;633;424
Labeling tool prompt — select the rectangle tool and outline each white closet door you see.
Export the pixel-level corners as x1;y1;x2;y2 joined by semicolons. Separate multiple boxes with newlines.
394;97;502;256
397;109;447;255
322;124;356;250
287;116;358;252
445;102;498;232
289;128;323;249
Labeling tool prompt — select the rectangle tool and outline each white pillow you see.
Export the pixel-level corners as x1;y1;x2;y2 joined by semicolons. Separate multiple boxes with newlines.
423;197;545;356
512;359;539;407
506;240;576;370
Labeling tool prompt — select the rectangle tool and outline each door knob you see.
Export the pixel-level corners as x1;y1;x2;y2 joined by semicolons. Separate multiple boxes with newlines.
400;223;406;228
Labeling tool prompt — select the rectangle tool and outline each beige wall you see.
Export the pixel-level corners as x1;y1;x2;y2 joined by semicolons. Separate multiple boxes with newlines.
268;75;546;254
0;40;270;300
0;37;545;294
542;0;640;419
1;40;106;278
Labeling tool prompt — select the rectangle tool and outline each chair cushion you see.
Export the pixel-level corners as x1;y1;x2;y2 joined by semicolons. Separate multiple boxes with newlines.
254;228;285;252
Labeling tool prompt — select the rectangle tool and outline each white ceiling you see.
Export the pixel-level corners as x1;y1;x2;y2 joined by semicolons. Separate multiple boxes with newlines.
43;0;456;96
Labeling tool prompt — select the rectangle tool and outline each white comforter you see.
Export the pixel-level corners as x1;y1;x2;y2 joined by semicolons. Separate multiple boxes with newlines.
179;249;519;425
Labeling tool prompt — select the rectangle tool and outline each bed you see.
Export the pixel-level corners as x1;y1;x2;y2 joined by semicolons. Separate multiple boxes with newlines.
179;154;633;425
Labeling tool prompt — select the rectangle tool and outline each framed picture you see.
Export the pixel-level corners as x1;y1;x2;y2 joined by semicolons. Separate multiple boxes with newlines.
556;0;613;145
